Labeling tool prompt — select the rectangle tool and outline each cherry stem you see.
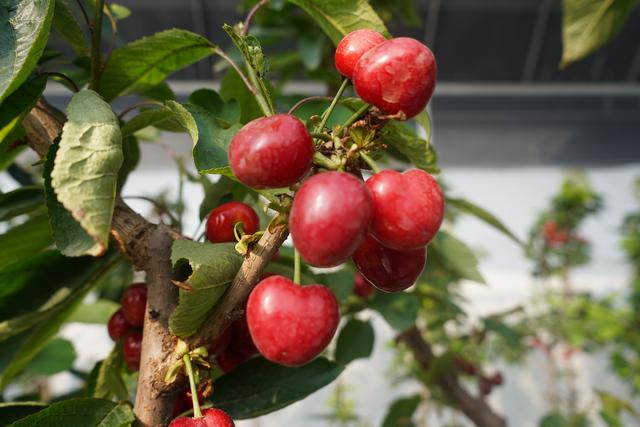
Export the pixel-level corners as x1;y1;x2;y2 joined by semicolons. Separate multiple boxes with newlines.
182;354;203;418
310;132;332;141
233;221;246;242
90;0;106;91
117;101;163;120
38;72;80;93
315;79;349;134
360;152;381;173
342;103;371;129
242;0;269;36
293;248;301;285
287;96;333;115
312;152;340;170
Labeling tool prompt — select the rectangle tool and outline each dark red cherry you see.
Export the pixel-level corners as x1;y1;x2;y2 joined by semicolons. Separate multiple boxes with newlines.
353;272;375;298
247;275;340;367
352;235;426;292
290;172;372;267
353;37;436;119
121;283;148;327
228;114;314;189
206;201;259;243
123;330;143;372
107;308;134;341
366;169;444;250
335;29;386;79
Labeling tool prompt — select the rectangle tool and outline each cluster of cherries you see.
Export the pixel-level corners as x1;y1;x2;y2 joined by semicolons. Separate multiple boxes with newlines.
167;28;440;426
107;283;148;371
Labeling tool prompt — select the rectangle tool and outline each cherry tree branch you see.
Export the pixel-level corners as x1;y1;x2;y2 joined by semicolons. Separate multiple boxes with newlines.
397;326;507;427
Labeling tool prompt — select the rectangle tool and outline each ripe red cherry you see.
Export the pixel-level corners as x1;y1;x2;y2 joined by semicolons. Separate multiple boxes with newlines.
208;325;232;356
121;283;147;327
123;330;143;371
353;37;436;119
107;308;133;341
353;272;375;298
335;29;386;79
290;172;372;267
169;409;235;427
246;275;340;367
366;169;444;250
206;201;259;243
228;114;314;189
352;235;426;292
543;220;570;247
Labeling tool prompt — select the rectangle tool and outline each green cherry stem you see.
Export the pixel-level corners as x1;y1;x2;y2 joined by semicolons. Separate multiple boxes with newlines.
316;79;349;133
182;354;203;418
342;103;371;129
293;248;301;285
89;0;106;91
360;152;381;173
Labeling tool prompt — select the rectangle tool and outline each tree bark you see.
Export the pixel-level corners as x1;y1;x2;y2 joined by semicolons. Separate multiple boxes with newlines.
398;326;507;427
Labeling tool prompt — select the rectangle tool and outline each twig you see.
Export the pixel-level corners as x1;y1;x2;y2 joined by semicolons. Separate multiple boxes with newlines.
75;0;90;27
38;72;80;93
90;0;106;91
287;96;333;115
214;47;261;103
117;101;163;120
316;79;349;133
242;0;270;36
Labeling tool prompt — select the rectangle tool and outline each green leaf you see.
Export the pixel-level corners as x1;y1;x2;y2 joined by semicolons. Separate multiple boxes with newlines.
298;32;325;70
169;240;243;337
483;318;522;347
0;402;47;425
188;88;241;126
0;76;46;144
0;0;54;102
68;300;119;324
316;269;356;303
44;140;98;257
210;357;345;419
0;186;44;221
540;413;567;427
334;318;374;364
219;68;262;124
26;338;76;375
108;3;131;20
0;127;25;170
430;231;485;284
0;215;52;267
8;398;134;427
93;346;128;400
120;107;175;138
51;90;123;257
288;0;389;45
52;0;90;56
0;251;120;389
99;29;216;101
370;292;419;331
380;121;439;174
382;395;421;427
166;101;242;175
561;0;636;67
446;197;522;245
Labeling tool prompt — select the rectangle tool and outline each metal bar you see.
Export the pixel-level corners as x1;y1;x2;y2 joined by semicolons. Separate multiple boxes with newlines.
522;0;554;81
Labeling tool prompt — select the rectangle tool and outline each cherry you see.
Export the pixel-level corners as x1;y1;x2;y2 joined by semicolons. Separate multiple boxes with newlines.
488;372;504;386
121;283;148;327
353;272;375;298
123;330;143;372
352;234;426;292
228;114;314;189
543;220;570;247
246;275;339;367
453;356;477;376
107;308;134;341
169;409;235;427
366;169;444;250
353;37;436;119
335;29;386;79
215;349;246;373
207;325;232;356
290;172;372;267
214;316;259;373
206;201;259;243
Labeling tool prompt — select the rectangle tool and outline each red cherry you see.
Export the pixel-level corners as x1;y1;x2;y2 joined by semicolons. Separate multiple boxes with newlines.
230;315;258;359
123;330;143;372
353;272;375;298
168;417;208;427
453;356;477;376
352;235;426;292
247;275;339;367
366;169;444;250
121;283;147;327
228;114;314;189
353;37;436;119
479;376;493;396
290;172;372;267
206;201;259;243
107;308;134;341
543;220;570;247
208;325;232;356
182;389;205;409
215;350;246;373
488;372;504;386
335;29;386;79
202;408;235;427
